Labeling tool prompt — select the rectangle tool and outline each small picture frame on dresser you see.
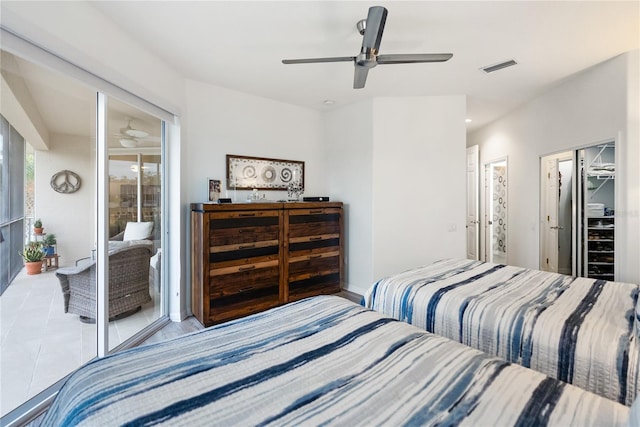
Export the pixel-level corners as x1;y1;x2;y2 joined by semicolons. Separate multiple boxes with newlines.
208;178;221;202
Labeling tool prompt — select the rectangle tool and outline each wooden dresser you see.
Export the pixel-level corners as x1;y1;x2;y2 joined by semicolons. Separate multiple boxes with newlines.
191;202;343;327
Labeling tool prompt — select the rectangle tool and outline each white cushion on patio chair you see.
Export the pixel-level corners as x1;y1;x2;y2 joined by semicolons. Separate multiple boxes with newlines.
122;221;153;241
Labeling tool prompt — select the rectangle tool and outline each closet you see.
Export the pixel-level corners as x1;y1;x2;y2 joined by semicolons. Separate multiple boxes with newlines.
540;141;616;280
579;143;615;280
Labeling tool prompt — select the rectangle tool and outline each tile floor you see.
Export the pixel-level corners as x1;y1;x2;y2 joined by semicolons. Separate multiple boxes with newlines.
0;266;164;417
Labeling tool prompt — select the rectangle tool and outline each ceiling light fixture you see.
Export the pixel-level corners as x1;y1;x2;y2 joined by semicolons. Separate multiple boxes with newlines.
481;59;518;74
119;138;138;148
323;99;336;106
465;118;472;123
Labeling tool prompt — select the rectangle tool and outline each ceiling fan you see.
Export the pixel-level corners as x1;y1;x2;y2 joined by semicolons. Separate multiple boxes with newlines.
114;119;160;148
282;6;453;89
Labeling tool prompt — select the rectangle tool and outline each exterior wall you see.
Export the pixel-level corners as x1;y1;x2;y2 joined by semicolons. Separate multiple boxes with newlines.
34;134;95;265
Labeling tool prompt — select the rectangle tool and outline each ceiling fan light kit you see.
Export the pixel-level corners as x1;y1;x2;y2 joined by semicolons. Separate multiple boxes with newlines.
121;119;149;138
119;138;138;148
282;6;453;89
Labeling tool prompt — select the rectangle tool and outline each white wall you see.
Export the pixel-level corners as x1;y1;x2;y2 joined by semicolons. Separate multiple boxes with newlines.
324;96;467;295
372;97;467;282
34;134;95;265
324;100;374;293
1;1;185;116
469;50;640;284
183;80;326;204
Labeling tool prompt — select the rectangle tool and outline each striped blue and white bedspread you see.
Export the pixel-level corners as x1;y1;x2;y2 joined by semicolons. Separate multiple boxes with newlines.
363;258;640;406
42;296;629;426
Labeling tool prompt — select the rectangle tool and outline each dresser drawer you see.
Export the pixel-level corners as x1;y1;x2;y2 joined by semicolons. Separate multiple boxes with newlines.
209;241;280;269
289;272;341;301
208;263;280;324
287;209;341;239
209;212;280;246
287;252;340;281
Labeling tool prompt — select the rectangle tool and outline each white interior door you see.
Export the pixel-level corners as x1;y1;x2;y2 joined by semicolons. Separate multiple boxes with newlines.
484;159;508;264
466;145;479;260
541;157;559;272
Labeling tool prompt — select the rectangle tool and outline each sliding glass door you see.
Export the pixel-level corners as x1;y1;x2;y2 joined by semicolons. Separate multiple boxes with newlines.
0;47;168;422
106;98;164;351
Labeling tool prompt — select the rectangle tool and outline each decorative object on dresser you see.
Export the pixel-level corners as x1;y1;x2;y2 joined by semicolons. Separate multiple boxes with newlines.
207;178;221;202
191;201;343;327
226;154;304;191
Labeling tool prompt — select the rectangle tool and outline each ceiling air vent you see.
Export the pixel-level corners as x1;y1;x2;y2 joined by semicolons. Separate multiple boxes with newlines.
481;59;518;73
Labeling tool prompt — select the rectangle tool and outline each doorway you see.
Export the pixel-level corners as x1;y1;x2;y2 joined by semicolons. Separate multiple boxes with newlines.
484;159;508;264
539;141;616;279
540;151;574;274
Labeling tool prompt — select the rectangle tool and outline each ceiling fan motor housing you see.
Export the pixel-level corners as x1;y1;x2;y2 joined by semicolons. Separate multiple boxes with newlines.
356;52;377;68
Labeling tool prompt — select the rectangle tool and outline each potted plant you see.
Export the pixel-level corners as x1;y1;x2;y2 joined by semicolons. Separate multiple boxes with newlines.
42;233;57;256
19;242;45;275
33;219;44;235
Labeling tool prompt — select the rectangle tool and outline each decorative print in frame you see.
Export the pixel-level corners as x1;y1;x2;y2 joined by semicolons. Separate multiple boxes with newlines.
208;178;221;202
226;155;304;190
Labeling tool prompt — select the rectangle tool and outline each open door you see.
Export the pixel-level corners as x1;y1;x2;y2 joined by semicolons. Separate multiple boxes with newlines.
484;159;507;264
541;157;560;272
466;146;479;260
540;151;574;275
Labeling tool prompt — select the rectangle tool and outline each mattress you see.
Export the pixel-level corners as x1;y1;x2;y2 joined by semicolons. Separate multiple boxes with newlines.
363;258;640;406
42;296;629;426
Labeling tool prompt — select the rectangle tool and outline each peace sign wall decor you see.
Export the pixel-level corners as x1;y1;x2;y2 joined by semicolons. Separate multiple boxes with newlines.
51;170;82;194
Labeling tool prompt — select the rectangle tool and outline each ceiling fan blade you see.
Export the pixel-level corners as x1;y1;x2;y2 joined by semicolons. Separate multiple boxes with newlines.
362;6;387;53
353;65;369;89
377;53;453;64
282;57;354;64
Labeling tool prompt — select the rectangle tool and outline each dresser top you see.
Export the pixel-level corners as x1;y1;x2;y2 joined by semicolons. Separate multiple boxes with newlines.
191;201;342;212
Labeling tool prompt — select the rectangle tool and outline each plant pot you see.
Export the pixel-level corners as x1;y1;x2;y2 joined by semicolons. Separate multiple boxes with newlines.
34;227;44;235
44;246;55;257
25;261;43;275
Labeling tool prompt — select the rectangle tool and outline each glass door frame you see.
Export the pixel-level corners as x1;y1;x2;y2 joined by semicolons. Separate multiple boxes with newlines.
0;27;175;425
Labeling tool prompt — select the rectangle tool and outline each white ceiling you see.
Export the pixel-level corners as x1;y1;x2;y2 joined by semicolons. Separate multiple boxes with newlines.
89;1;639;132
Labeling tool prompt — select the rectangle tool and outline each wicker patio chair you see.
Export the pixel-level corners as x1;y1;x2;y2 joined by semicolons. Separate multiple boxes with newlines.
56;243;153;323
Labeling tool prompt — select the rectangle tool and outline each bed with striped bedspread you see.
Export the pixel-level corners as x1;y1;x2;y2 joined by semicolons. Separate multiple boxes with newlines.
42;296;630;426
363;258;640;406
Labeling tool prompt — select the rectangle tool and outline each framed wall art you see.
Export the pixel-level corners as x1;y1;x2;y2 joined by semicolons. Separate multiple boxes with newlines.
226;155;304;190
208;178;221;202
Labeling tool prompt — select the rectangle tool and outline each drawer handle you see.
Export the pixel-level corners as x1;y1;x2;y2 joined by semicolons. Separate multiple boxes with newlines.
309;254;322;259
239;244;255;249
238;287;253;292
309;237;322;241
239;229;255;233
239;213;256;217
239;265;256;271
309;210;322;214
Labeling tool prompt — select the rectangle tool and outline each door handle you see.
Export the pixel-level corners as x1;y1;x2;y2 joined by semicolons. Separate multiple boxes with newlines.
549;226;564;230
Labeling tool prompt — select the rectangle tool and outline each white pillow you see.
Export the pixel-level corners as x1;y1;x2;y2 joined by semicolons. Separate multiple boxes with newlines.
123;221;153;241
